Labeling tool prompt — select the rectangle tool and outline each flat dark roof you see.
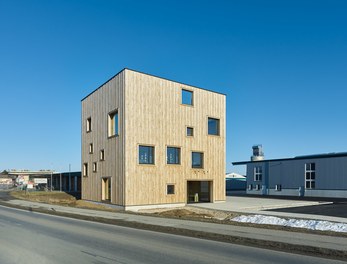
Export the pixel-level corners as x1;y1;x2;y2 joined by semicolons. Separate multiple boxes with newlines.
232;152;347;165
81;68;226;101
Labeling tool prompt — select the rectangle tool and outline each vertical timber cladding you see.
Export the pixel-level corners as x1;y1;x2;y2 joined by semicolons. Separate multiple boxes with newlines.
81;71;126;205
124;69;226;206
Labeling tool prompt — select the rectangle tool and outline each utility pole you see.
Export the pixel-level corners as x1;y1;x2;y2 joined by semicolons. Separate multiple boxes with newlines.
69;164;71;192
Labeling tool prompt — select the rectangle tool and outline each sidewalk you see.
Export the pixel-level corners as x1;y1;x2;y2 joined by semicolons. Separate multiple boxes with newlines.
2;198;347;254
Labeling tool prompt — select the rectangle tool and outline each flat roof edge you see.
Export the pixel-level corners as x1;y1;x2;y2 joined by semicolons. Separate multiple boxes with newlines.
233;152;347;165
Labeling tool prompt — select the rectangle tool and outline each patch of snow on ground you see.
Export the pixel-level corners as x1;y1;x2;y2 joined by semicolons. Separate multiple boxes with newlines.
232;215;347;233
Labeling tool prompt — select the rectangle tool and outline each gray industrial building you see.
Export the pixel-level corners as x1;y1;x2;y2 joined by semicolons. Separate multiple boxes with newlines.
233;146;347;198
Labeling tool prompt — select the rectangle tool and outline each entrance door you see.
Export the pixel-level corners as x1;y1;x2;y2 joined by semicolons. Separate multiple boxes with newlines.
187;181;211;203
102;178;111;202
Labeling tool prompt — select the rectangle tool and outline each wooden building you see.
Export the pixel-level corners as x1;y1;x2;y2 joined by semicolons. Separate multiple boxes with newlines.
81;68;226;210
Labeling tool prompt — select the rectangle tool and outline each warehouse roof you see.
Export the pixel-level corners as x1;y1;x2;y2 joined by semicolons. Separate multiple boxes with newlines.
232;152;347;165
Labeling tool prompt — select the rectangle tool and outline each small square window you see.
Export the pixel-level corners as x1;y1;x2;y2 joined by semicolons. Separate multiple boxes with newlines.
100;149;105;161
139;145;155;164
192;152;203;169
89;143;94;154
108;110;119;137
208;117;220;136
167;184;175;195
93;162;97;172
83;163;88;177
182;89;193;106
86;117;92;132
187;127;194;137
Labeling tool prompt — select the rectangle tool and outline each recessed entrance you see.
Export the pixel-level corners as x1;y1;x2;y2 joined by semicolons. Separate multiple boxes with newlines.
187;181;212;203
102;177;111;202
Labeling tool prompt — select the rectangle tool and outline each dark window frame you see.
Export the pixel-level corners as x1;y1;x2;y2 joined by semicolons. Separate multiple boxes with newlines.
181;89;193;106
86;117;92;132
192;151;204;169
89;143;94;154
166;146;181;165
167;184;175;195
186;126;194;137
100;149;105;161
208;117;220;136
83;163;88;177
138;145;155;165
108;109;119;138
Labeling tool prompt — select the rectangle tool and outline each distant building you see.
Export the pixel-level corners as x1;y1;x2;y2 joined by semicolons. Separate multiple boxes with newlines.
81;68;226;210
5;170;81;195
233;147;347;198
225;172;246;191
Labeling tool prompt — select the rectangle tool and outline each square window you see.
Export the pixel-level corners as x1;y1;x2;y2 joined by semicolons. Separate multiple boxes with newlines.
89;143;93;154
83;163;88;177
86;117;92;132
182;89;193;106
187;127;194;137
108;110;119;137
167;184;175;195
208;117;220;136
100;149;105;161
192;152;203;169
93;162;97;172
167;147;180;164
139;145;155;164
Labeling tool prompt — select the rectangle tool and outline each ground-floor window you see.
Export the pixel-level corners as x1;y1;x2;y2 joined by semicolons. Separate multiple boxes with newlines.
167;184;175;195
102;177;111;201
305;163;316;189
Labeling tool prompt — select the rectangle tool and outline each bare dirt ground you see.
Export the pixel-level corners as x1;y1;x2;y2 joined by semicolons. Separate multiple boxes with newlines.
10;191;119;212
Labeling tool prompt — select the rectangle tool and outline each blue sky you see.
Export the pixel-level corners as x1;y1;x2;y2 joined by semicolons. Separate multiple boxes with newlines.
0;0;346;173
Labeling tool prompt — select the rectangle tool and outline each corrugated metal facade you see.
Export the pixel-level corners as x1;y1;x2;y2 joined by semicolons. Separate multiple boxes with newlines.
243;155;347;198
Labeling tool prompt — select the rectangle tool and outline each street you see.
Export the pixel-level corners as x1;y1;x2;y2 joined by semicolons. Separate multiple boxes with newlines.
0;205;345;264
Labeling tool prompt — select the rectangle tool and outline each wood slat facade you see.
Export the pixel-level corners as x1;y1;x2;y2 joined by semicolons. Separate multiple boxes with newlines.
82;69;226;209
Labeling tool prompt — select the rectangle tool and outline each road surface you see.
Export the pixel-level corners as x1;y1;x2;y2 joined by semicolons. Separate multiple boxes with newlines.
0;205;344;264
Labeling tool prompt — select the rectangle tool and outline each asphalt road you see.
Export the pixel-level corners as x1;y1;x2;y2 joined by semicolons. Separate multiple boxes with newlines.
0;206;345;264
269;202;347;218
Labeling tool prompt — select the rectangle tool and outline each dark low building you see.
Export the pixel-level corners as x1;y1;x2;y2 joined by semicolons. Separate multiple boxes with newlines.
233;146;347;198
33;171;81;195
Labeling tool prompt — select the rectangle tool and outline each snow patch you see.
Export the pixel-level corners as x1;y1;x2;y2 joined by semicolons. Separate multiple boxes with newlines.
232;215;347;233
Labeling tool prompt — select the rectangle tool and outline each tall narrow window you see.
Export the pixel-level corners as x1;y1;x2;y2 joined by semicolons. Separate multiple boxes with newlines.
89;143;94;154
208;117;220;136
86;117;92;132
186;127;194;137
100;149;105;161
167;147;181;164
139;145;155;164
305;163;316;189
192;152;203;168
182;89;193;106
83;163;88;177
108;110;119;137
254;166;262;181
93;162;97;172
